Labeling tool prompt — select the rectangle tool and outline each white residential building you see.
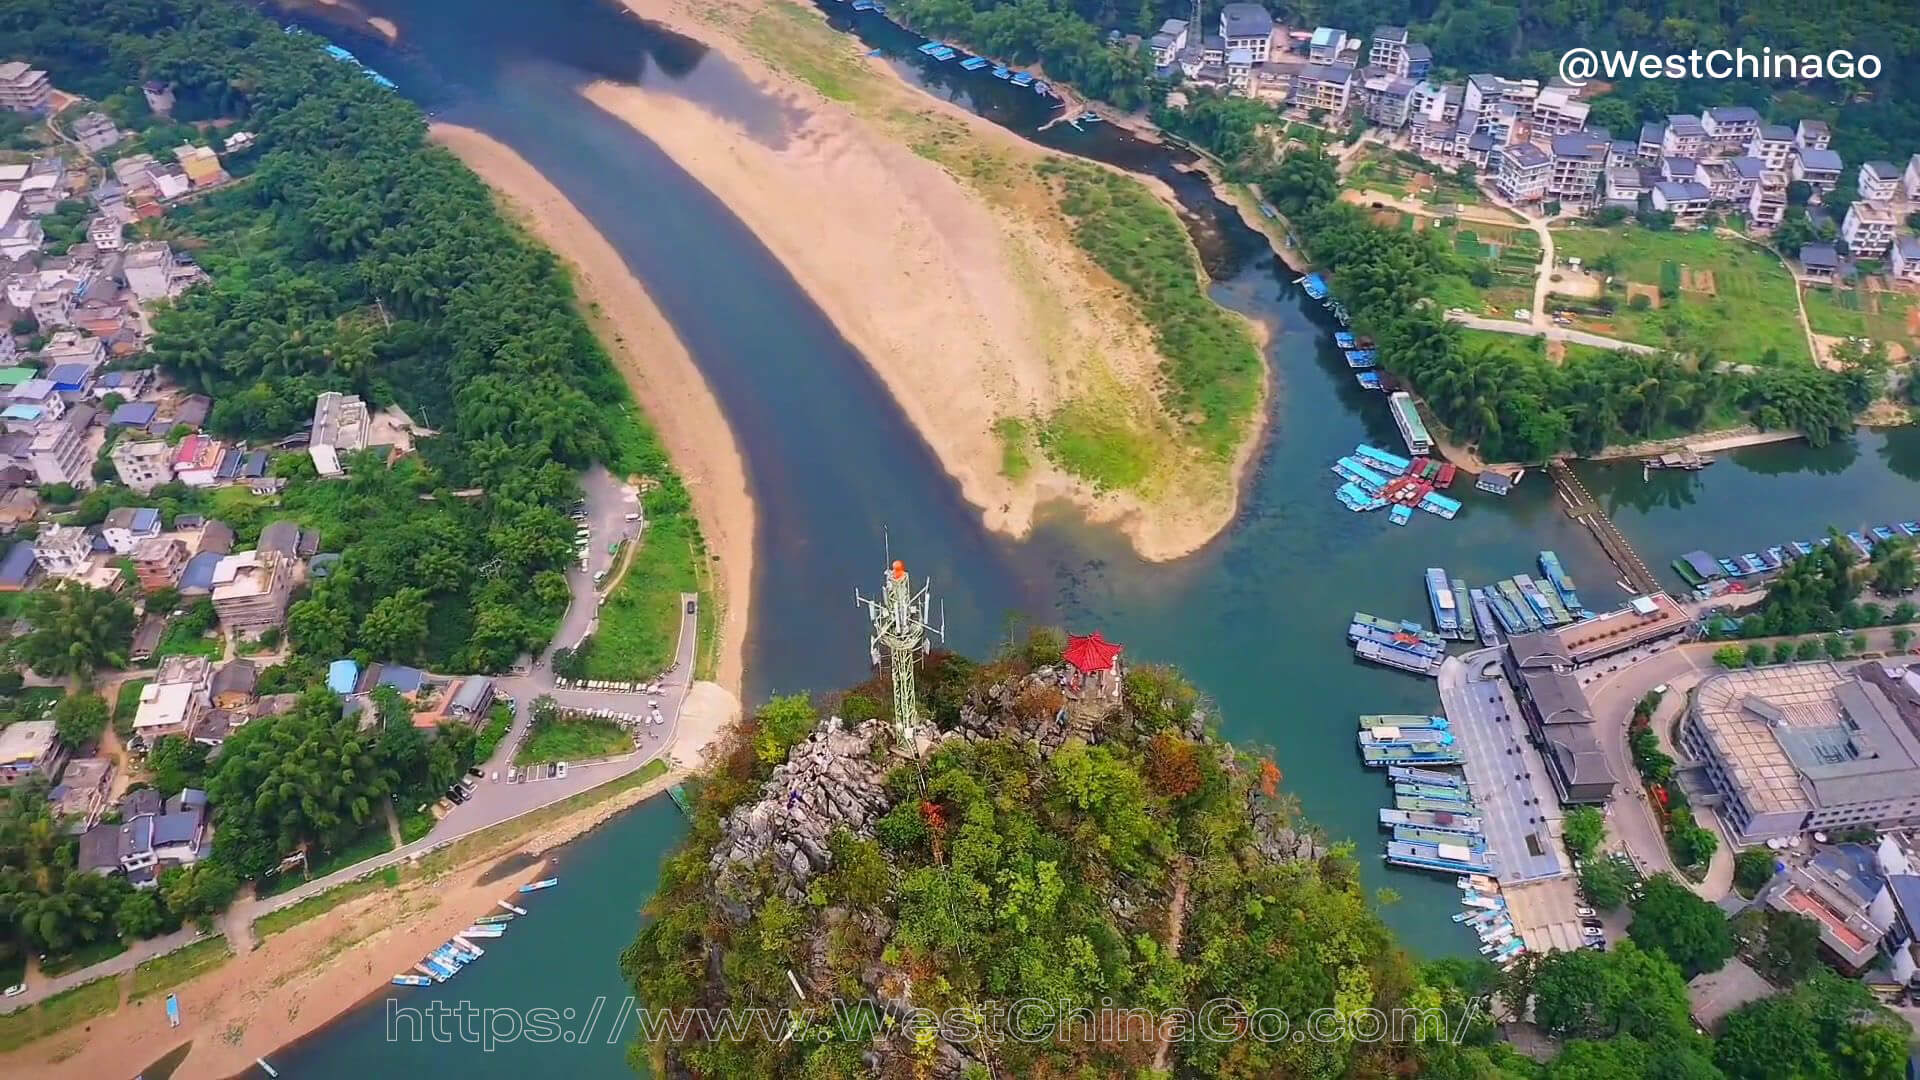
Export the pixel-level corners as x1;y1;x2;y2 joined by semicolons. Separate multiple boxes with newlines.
33;524;94;577
1748;171;1789;230
1651;180;1713;224
1891;236;1920;283
1531;86;1589;136
1662;114;1709;159
1218;4;1274;63
1293;63;1355;115
1496;142;1552;203
1793;147;1843;193
1637;121;1667;165
1859;161;1902;204
1307;26;1347;65
111;439;174;494
1367;26;1407;72
1842;200;1897;257
123;242;185;302
27;416;88;487
1748;125;1795;170
133;656;212;740
1906;154;1920;201
1148;19;1188;67
69;112;122;154
1547;133;1609;204
100;506;162;555
87;215;123;251
0;61;50;114
1700;106;1761;154
1796;118;1830;150
309;391;372;476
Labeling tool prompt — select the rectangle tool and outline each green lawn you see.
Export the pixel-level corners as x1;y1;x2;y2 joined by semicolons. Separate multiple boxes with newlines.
1802;284;1918;348
1457;328;1550;365
515;708;631;766
474;701;513;762
129;935;232;1001
582;515;700;682
149;620;223;663
39;936;126;977
1551;227;1809;361
0;975;121;1052
256;824;396;898
254;867;401;939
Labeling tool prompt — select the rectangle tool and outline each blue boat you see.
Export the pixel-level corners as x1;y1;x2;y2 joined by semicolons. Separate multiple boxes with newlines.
1763;546;1785;569
166;993;180;1028
1718;557;1744;577
1389;503;1412;524
1426;568;1460;634
1903;521;1920;536
1356;371;1384;391
1297;273;1330;300
917;42;941;53
324;44;357;63
992;65;1012;79
1790;540;1814;558
1537;550;1581;612
1848;531;1873;558
1353;444;1411;475
852;0;874;9
1874;526;1896;543
1011;71;1034;86
519;878;558;893
930;46;958;60
1345;349;1377;369
1335;331;1357;348
1419;492;1461;519
367;72;397;89
960;55;989;69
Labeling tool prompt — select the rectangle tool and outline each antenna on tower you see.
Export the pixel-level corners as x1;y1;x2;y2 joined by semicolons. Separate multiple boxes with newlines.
854;554;944;749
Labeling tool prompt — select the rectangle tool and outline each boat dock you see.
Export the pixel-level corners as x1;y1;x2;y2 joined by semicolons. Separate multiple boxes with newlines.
1354;638;1441;675
1387;764;1465;787
1379;806;1482;832
1548;459;1661;595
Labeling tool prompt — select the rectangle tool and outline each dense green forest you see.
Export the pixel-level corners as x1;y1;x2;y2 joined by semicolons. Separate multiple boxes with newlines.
0;0;694;673
0;0;694;974
625;636;1906;1078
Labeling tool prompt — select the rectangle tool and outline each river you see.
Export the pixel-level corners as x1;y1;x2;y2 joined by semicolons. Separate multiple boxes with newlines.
258;1;1920;1074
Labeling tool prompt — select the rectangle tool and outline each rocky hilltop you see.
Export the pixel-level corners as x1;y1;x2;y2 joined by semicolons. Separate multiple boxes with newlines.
623;635;1467;1078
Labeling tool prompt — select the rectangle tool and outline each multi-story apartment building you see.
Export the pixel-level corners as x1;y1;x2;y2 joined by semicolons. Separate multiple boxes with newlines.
1651;180;1713;224
1796;118;1830;150
210;549;297;633
1495;142;1552;203
1700;106;1760;154
1148;19;1187;67
1842;200;1897;257
1307;26;1346;65
1793;146;1844;193
1748;124;1795;170
1219;4;1273;63
1637;121;1667;165
112;439;175;494
1367;26;1406;72
1661;114;1709;159
1859;160;1902;204
32;524;94;578
28;416;87;487
1892;235;1920;283
1546;132;1609;204
1360;72;1415;126
0;61;50;114
1293;63;1355;114
1530;85;1589;136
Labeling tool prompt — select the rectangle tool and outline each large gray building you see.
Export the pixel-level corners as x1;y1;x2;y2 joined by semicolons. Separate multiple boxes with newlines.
1681;662;1920;844
1502;630;1617;803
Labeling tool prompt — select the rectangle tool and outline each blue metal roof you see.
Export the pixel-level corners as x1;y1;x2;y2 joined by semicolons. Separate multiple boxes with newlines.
377;664;425;693
0;404;39;421
179;551;221;591
110;402;158;426
327;659;360;695
45;362;89;387
0;542;34;586
129;507;160;532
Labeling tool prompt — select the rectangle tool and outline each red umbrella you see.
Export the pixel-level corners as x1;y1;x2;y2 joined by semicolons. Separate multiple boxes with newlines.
1063;631;1124;673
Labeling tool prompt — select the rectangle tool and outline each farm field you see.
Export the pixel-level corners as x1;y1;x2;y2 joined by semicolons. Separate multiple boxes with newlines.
1801;282;1920;352
1551;227;1809;362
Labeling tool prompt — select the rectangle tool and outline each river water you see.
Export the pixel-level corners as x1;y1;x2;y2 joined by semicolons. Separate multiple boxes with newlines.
256;1;1920;1073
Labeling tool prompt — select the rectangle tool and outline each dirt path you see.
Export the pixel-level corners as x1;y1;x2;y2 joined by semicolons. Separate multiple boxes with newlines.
1148;857;1191;1075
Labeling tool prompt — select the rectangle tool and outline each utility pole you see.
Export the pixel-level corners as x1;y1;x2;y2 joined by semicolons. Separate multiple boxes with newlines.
854;557;944;748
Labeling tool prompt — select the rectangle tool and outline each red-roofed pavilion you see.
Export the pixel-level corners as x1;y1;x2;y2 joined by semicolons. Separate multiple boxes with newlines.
1063;631;1124;674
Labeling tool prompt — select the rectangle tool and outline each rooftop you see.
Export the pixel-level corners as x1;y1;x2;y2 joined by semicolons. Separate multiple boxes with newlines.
0;718;55;766
1220;3;1273;37
1757;124;1794;140
1798;147;1843;172
1800;243;1839;269
1685;957;1774;1030
1693;663;1920;817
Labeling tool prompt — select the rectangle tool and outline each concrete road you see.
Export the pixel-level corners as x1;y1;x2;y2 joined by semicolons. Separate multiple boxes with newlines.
550;464;645;653
1440;651;1566;883
1443;311;1660;355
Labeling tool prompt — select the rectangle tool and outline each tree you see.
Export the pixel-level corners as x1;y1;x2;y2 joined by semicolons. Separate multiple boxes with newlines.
1871;537;1917;594
1748;910;1821;985
1581;859;1631;910
1771;640;1795;664
17;583;135;681
115;889;169;939
1795;638;1822;661
157;862;238;927
146;735;209;795
1629;874;1733;977
1744;642;1770;666
360;586;431;661
1895;628;1915;652
1733;847;1777;894
1563;806;1605;860
1715;971;1903;1079
1713;644;1747;668
51;693;109;748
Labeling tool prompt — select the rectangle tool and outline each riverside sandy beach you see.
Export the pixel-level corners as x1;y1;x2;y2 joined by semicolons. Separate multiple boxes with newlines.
432;125;754;694
588;0;1267;561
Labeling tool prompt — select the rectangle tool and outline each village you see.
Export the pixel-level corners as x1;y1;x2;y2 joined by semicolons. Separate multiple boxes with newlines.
1139;6;1920;369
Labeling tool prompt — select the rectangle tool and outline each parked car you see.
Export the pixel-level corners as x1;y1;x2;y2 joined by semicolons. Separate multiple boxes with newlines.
468;767;484;778
685;598;697;615
3;983;23;997
1581;926;1604;938
1575;906;1596;918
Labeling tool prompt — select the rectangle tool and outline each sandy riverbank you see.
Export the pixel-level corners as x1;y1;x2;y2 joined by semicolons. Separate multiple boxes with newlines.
0;770;688;1080
588;0;1263;561
432;126;753;694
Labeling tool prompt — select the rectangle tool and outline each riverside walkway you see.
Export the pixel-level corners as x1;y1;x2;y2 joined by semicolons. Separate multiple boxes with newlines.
1548;459;1662;596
